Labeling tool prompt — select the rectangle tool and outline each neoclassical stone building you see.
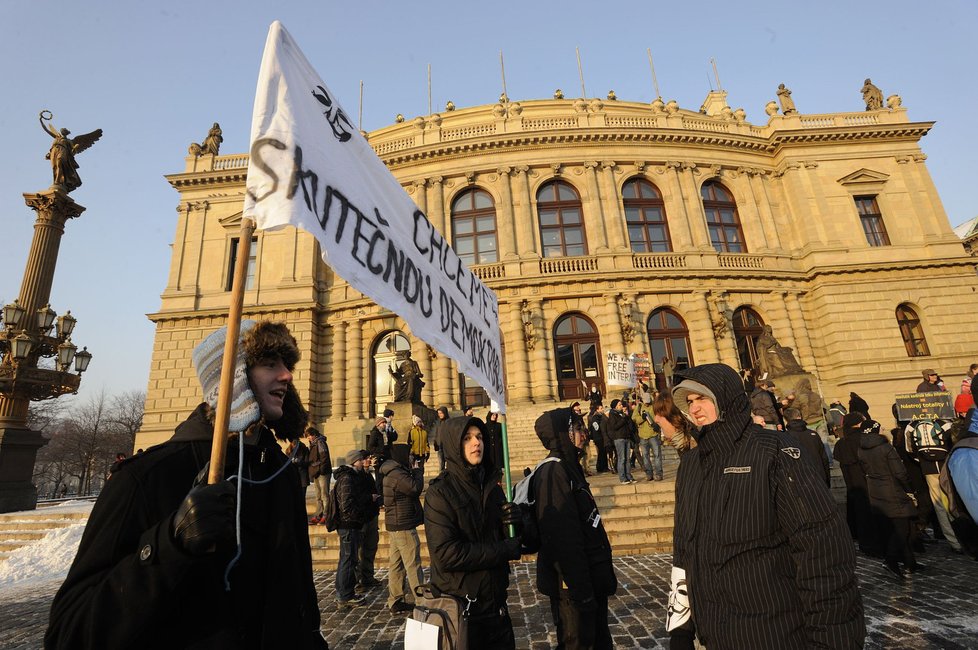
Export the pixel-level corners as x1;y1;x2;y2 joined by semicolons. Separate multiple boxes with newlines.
137;88;978;451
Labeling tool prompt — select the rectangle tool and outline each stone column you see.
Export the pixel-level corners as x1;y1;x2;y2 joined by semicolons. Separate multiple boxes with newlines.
435;355;454;409
675;163;712;250
346;319;364;419
412;180;427;214
605;294;628;353
599;161;629;251
495;167;519;260
582;161;610;252
513;165;538;257
662;163;694;250
692;291;722;364
504;301;532;402
330;321;348;419
530;299;555;402
731;171;770;252
898;155;944;239
427;176;446;237
748;170;782;250
784;292;816;371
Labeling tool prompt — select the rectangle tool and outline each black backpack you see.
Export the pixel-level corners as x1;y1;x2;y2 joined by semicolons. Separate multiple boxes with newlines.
905;419;951;462
323;485;341;532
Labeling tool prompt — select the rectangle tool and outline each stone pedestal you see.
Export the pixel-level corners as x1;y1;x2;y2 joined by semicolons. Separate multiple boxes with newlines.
385;401;438;432
0;425;45;512
768;372;817;396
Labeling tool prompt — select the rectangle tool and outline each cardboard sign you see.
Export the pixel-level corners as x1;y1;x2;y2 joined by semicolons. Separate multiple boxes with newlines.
894;392;954;421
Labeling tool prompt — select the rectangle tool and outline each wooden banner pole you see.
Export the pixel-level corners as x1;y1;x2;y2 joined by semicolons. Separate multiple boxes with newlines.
207;217;256;484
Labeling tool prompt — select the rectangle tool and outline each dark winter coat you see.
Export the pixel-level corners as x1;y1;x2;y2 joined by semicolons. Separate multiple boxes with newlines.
915;380;944;393
848;392;870;417
380;448;424;532
785;419;830;487
307;433;332;482
430;410;449;451
858;432;917;519
333;465;373;530
45;403;325;650
750;387;782;427
606;408;631;441
671;365;864;650
367;423;397;461
531;408;617;602
423;416;521;619
484;417;505;471
291;442;311;489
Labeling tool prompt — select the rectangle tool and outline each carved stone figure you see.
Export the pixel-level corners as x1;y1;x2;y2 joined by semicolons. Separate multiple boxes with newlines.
188;122;223;157
755;325;805;378
861;78;884;111
776;84;797;114
39;111;102;193
765;101;779;116
618;295;636;342
388;350;425;404
886;94;902;109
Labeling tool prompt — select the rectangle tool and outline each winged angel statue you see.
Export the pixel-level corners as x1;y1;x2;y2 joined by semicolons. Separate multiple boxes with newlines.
39;110;102;193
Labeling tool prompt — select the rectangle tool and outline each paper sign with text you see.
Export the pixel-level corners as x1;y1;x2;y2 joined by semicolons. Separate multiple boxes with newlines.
606;353;635;387
243;22;504;410
894;392;954;422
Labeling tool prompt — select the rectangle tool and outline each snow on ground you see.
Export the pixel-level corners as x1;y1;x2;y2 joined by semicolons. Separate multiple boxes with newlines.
0;501;92;598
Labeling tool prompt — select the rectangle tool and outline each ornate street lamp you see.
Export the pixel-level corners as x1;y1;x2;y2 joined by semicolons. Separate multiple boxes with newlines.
0;110;100;513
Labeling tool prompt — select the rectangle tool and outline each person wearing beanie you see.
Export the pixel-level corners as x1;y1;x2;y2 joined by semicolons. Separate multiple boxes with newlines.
367;413;397;463
332;449;374;607
46;320;327;649
431;406;450;471
423;416;524;649
379;444;424;614
857;419;922;579
667;363;864;650
407;414;429;472
833;410;879;552
529;408;617;649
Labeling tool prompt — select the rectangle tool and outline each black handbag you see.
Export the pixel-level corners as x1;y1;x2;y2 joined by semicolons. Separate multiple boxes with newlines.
410;583;472;650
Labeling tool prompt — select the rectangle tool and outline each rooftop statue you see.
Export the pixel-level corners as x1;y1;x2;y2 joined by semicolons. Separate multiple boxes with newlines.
189;122;223;156
861;78;884;111
776;84;797;114
39;110;102;193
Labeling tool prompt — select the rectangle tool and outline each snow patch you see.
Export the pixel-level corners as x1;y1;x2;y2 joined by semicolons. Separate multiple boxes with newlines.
0;522;85;597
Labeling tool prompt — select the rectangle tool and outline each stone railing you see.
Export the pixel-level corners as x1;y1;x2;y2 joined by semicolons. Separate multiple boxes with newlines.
632;253;687;269
539;256;599;274
213;154;249;170
717;254;765;269
471;262;505;280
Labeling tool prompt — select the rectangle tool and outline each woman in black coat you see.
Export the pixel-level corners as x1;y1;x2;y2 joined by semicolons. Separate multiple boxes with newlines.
857;419;921;578
423;416;523;650
834;411;881;555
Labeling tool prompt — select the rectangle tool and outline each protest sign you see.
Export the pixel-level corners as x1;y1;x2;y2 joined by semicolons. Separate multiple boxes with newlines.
894;392;954;422
242;22;504;410
606;353;635;387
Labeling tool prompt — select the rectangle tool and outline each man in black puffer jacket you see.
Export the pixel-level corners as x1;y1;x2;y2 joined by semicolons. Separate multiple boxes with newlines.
333;450;374;607
380;444;424;613
667;364;864;650
423;416;524;650
532;408;617;649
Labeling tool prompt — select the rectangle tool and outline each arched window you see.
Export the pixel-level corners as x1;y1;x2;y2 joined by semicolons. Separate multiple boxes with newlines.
896;304;930;357
371;331;410;416
701;181;747;253
623;178;671;252
732;307;765;371
646;308;692;390
451;188;498;266
537;181;587;257
553;313;601;400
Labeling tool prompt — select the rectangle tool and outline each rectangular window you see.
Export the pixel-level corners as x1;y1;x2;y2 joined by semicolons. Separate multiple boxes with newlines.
855;196;890;247
227;237;257;291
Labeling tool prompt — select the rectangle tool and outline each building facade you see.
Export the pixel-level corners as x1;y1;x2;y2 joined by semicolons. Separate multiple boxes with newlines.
137;89;978;451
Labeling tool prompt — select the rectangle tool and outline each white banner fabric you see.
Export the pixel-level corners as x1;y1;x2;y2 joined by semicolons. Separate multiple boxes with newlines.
242;22;504;410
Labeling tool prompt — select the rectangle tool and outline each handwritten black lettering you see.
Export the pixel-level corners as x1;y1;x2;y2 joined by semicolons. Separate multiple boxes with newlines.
247;138;286;203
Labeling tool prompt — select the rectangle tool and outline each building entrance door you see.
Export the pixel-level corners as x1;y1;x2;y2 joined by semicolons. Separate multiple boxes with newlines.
554;313;602;401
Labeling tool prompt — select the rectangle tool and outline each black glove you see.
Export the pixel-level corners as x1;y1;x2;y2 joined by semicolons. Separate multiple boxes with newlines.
500;501;523;536
172;481;236;555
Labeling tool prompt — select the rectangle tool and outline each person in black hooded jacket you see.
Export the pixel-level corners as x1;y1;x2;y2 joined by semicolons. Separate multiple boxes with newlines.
531;408;617;649
667;363;864;650
45;320;326;650
423;416;523;650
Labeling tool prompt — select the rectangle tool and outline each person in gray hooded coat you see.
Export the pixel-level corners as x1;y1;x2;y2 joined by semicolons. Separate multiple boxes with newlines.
667;363;864;650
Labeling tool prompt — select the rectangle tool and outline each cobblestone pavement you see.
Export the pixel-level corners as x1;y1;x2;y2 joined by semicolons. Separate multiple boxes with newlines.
4;544;977;649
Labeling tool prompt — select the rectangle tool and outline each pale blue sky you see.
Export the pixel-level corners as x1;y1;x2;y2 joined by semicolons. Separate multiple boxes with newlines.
1;0;975;402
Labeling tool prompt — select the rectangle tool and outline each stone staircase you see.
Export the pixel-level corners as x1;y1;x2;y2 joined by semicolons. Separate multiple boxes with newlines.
0;505;91;562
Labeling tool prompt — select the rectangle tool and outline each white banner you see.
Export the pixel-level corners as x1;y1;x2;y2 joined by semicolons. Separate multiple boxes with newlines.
606;353;635;387
243;22;504;410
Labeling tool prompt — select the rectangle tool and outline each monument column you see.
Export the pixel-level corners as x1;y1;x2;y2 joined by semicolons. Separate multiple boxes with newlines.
513;166;538;257
530;299;555;402
346;319;364;419
582;162;610;252
330;321;348;419
495;167;519;260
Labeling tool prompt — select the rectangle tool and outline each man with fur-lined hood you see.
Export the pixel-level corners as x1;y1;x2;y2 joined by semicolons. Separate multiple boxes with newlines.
46;320;327;649
666;363;863;650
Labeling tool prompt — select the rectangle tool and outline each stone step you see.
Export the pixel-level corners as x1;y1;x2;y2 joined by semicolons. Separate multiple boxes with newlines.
0;530;47;543
0;519;81;532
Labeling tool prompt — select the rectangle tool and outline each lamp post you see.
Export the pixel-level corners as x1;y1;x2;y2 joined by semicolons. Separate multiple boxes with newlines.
0;119;97;512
